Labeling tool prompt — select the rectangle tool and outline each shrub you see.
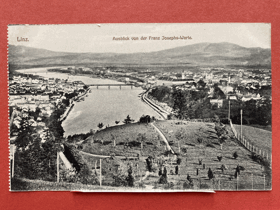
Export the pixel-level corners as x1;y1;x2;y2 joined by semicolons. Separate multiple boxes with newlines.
181;147;187;153
112;174;127;187
163;182;174;190
183;181;194;189
200;183;210;189
197;138;203;144
136;181;146;189
233;151;238;159
251;152;270;167
139;115;151;123
208;168;214;180
63;143;95;184
206;143;215;148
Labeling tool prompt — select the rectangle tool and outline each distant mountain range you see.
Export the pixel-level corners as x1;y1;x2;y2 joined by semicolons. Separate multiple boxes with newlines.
8;42;271;67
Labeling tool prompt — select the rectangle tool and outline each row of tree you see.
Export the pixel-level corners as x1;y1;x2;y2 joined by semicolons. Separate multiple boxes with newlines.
149;84;271;126
13;94;95;183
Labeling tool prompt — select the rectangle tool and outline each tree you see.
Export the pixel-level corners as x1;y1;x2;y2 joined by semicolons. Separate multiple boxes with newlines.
158;167;168;184
124;138;130;150
233;151;238;159
172;87;189;119
111;134;116;147
139;115;151;123
15;115;35;149
256;98;271;125
123;115;134;124
219;135;227;150
197;137;203;144
244;99;257;117
115;121;120;125
149;86;171;102
125;166;134;187
157;134;161;147
46;107;65;141
208;168;214;180
137;133;146;151
98;123;104;129
197;79;206;89
212;84;226;99
175;128;184;153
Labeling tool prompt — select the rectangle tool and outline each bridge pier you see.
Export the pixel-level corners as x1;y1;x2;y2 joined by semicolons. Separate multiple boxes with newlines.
131;85;133;89
108;85;110;89
120;85;121;90
97;86;99;89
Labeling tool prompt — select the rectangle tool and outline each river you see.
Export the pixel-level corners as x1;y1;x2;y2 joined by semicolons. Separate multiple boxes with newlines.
16;67;162;136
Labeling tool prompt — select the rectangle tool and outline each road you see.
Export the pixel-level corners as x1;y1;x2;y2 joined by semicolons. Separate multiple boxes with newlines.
150;123;174;154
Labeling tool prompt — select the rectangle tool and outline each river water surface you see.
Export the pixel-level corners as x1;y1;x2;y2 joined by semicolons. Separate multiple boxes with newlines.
17;67;162;136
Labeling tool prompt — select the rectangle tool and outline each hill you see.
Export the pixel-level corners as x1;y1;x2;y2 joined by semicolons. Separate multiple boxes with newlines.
8;42;271;67
75;120;271;190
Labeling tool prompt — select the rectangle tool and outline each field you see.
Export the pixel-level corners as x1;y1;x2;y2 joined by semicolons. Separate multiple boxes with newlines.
76;120;271;191
233;124;272;154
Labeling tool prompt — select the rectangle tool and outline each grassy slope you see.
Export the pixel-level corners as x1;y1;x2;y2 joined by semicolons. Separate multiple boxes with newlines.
10;178;121;191
81;122;165;157
233;124;272;154
79;120;271;190
149;120;271;190
11;121;271;191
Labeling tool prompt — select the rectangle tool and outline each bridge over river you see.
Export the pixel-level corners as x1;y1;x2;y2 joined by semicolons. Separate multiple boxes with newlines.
86;83;135;89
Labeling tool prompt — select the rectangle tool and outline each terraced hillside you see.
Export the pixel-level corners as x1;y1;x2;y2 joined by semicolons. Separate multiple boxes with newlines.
77;120;271;190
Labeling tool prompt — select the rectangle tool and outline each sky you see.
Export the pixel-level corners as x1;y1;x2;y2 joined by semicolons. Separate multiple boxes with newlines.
8;23;271;53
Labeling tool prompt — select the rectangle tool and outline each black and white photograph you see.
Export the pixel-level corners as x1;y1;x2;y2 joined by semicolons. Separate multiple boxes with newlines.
8;23;271;192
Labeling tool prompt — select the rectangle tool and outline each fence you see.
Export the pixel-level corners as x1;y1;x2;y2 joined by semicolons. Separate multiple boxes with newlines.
187;174;271;191
185;118;228;123
229;119;271;167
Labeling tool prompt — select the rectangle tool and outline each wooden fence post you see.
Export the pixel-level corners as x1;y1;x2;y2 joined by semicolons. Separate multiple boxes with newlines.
100;159;102;186
266;153;269;160
251;174;253;190
12;146;15;178
263;175;266;190
236;175;239;191
95;160;97;174
57;152;59;183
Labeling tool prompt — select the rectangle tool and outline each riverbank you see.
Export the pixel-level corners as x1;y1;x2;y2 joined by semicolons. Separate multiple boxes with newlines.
15;67;164;136
141;90;172;120
60;88;90;122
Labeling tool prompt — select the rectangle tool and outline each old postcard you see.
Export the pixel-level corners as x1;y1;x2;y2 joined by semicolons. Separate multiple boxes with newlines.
8;23;271;192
